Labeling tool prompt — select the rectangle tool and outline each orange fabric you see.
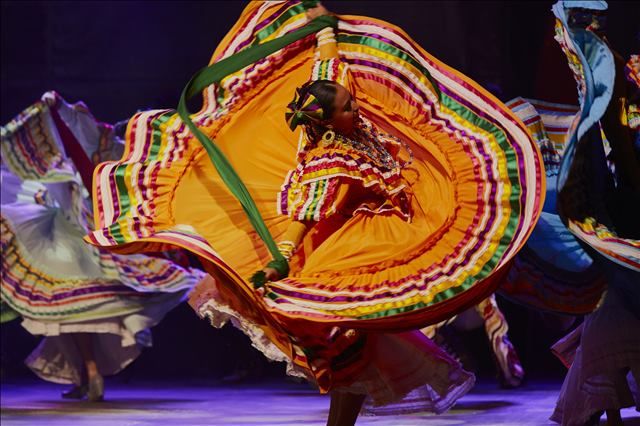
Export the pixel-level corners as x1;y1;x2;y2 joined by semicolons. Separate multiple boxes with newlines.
318;28;339;60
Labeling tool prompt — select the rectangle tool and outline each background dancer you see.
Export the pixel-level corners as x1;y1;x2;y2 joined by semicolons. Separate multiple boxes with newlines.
1;92;205;401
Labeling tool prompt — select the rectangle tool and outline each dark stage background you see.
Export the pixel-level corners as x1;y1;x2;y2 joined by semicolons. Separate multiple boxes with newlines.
1;1;639;384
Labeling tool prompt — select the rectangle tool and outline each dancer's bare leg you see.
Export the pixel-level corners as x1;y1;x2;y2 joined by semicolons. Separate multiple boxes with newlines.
71;333;103;401
605;409;623;426
327;391;366;426
72;333;98;380
327;391;341;426
59;335;88;398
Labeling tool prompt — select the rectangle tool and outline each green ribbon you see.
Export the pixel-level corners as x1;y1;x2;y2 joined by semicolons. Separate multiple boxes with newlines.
177;10;337;287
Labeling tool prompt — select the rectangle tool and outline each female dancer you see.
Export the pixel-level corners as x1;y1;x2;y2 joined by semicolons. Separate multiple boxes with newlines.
87;1;544;423
1;91;204;401
540;2;640;424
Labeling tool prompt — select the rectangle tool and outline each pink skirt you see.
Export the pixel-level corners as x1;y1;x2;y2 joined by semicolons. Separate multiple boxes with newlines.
334;331;474;413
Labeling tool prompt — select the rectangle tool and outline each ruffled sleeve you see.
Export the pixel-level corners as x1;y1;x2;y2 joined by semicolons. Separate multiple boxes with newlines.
278;141;410;223
278;164;350;222
312;27;350;87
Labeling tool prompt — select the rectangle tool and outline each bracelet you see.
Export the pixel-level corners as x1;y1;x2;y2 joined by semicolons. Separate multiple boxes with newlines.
317;27;334;37
277;240;297;261
316;27;336;44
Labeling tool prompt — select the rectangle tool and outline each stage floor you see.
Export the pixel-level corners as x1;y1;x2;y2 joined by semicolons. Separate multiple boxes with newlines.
1;379;639;425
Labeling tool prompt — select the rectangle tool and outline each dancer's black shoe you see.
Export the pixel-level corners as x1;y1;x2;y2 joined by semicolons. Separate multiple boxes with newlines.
61;384;88;399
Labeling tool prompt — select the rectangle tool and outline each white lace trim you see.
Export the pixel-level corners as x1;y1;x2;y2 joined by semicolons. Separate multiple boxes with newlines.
197;299;310;380
21;317;137;347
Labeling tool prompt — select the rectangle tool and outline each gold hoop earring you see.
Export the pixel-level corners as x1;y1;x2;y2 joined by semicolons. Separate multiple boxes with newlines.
322;129;336;144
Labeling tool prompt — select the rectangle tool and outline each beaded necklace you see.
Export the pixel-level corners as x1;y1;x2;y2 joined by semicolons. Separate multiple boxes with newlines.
331;120;414;171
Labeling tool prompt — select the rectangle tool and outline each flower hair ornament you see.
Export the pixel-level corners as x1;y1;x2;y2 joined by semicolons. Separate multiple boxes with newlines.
285;83;326;130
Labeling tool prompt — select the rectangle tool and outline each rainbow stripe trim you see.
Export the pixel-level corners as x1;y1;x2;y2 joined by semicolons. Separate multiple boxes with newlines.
87;1;543;328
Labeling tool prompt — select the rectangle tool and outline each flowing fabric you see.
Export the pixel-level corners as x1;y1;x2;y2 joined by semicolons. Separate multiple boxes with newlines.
87;1;544;392
552;0;640;271
1;92;204;322
499;98;605;314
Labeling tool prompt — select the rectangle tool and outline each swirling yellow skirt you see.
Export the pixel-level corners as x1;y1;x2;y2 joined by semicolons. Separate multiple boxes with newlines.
87;1;543;390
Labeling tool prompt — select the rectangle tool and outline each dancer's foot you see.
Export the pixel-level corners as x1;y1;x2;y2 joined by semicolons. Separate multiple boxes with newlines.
585;410;603;426
494;335;524;388
605;409;623;426
87;374;104;402
498;371;524;389
61;385;88;399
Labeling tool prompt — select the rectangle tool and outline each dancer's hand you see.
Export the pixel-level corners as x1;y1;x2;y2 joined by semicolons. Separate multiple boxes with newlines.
306;3;330;20
250;267;279;295
262;267;280;282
